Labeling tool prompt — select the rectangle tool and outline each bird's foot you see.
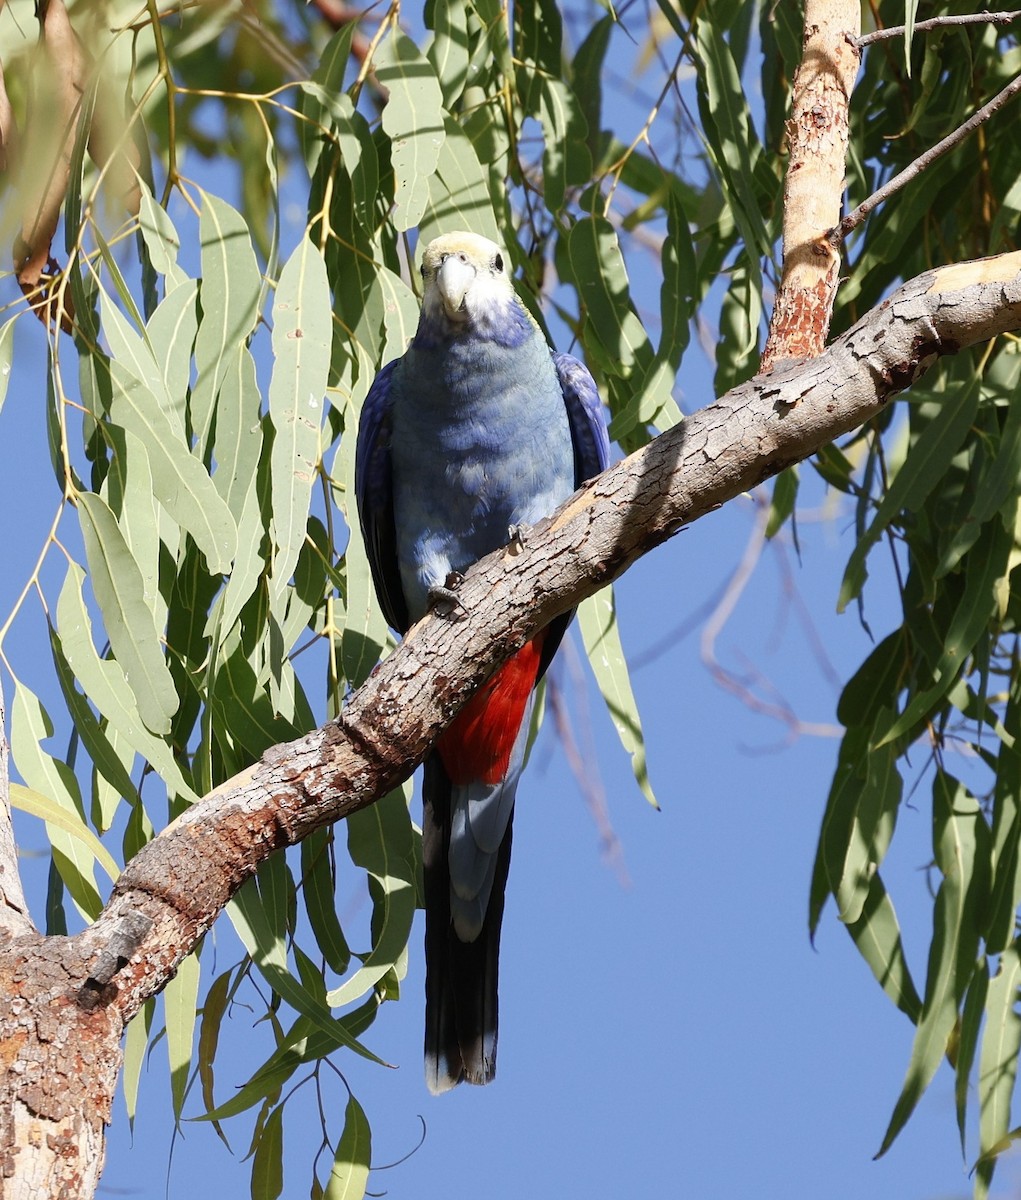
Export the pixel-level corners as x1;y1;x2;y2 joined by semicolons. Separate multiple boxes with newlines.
428;572;467;617
506;523;528;556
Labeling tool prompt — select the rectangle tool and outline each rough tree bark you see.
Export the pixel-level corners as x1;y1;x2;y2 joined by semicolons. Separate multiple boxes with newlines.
2;248;1021;1196
4;0;1019;1193
761;0;861;369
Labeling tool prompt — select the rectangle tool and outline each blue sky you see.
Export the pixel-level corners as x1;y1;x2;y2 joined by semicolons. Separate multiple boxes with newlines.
2;5;1016;1198
95;485;1002;1200
2;289;1000;1196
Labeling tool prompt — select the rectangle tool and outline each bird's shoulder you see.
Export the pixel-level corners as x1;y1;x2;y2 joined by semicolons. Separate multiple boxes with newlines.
553;352;611;481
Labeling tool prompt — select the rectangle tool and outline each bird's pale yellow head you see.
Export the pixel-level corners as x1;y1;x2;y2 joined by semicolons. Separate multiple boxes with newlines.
419;232;516;328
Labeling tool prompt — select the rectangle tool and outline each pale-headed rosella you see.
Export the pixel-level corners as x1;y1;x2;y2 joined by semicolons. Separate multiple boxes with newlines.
355;231;609;1092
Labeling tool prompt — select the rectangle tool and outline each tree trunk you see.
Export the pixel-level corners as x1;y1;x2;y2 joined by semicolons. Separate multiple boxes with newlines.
0;932;120;1197
761;0;861;369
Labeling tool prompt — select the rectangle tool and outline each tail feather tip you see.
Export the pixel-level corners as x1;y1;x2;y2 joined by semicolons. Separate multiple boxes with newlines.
425;1051;496;1094
425;1054;462;1095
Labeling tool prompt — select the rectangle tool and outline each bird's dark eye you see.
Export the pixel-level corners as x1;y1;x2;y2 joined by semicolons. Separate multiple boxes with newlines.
420;262;427;277
492;253;504;273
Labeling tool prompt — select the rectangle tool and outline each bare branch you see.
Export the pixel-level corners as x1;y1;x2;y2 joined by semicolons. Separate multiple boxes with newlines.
68;249;1021;1027
761;0;861;370
13;0;84;332
857;9;1021;48
547;647;630;886
834;71;1021;244
697;495;841;741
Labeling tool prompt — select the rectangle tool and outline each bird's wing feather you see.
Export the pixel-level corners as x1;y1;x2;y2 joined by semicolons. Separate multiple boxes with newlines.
354;358;409;634
532;353;611;682
554;352;611;485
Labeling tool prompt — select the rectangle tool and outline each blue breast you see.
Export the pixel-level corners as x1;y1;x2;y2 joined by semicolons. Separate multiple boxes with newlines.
389;329;575;619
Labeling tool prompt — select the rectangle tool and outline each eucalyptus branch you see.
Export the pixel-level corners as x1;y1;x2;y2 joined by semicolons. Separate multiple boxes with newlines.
309;0;363;28
4;246;1021;1200
761;0;860;370
832;71;1021;244
857;9;1021;48
144;0;178;203
83;249;1021;1029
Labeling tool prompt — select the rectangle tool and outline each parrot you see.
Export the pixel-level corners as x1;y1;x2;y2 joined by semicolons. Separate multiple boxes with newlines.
354;231;609;1093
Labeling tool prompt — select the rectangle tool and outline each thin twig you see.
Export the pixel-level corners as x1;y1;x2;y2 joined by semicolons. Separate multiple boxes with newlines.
857;9;1021;48
832;70;1021;244
235;8;309;81
699;494;841;742
546;650;630;887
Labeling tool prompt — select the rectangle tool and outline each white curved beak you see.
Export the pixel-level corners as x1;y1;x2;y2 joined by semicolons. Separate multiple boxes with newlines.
436;255;477;320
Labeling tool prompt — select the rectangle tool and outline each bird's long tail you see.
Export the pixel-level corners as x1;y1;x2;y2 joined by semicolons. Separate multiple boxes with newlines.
422;637;544;1093
422;753;512;1093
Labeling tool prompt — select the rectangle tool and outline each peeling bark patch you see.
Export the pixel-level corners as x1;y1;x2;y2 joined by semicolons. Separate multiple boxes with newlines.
77;912;153;1010
928;251;1021;293
918;334;960;359
882;361;918;392
881;336;949;392
2;935;122;1193
761;2;860;370
76;979;119;1011
0;1028;27;1071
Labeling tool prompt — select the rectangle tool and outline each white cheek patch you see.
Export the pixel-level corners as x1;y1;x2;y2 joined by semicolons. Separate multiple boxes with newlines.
465;274;513;323
421;288;452;325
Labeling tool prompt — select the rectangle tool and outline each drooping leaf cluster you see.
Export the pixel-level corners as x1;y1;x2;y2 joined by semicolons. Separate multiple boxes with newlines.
805;15;1021;1193
1;1;1021;1197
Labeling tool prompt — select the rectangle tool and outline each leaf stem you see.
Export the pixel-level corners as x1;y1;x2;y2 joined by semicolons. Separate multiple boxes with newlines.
857;10;1021;48
145;0;177;204
833;71;1021;244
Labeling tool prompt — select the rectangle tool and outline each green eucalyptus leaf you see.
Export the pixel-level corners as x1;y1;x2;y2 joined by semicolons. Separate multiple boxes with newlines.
166;948;201;1120
55;563;197;802
269;237;331;603
375;30;446;232
975;942;1021;1197
876;775;987;1158
323;1093;371;1200
330;785;416;1008
77;492;178;735
0;317;16;414
10;682;102;919
840;377;981;612
302;829;352;977
251;1104;285;1200
191;194;262;454
845;875;921;1022
103;357;237;574
578;588;657;808
123;999;154;1129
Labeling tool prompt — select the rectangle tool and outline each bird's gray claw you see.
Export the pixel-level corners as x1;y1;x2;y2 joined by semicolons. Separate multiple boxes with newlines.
428;572;467;617
506;524;528;555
